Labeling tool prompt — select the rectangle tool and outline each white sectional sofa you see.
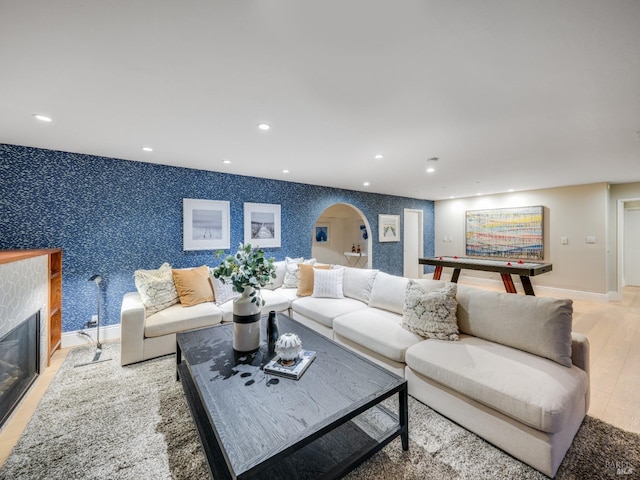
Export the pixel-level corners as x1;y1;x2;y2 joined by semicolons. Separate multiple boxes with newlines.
120;262;589;477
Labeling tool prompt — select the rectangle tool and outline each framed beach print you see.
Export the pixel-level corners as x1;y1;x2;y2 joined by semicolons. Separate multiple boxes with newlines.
244;203;281;248
183;199;230;250
379;214;400;242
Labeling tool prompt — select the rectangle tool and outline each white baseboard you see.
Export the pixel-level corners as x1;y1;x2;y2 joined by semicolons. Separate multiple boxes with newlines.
62;323;121;349
438;274;611;303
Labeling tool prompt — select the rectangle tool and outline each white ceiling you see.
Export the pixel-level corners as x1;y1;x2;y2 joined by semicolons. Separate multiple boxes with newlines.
2;1;639;200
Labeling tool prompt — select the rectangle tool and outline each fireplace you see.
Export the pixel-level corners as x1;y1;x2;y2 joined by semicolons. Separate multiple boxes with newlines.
0;311;40;428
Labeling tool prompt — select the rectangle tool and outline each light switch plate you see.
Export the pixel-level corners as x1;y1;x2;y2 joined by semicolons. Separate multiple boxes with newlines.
586;235;597;244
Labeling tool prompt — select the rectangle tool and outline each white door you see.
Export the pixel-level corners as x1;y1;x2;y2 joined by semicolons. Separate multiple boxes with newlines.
403;209;423;278
624;208;640;286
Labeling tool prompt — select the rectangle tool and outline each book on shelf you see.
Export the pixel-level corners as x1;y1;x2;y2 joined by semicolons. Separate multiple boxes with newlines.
263;350;316;380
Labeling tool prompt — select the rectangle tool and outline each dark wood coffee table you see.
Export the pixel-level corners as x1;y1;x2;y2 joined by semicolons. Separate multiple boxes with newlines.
176;313;408;479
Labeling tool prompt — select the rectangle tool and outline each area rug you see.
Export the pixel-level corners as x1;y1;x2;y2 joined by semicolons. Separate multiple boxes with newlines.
1;343;638;479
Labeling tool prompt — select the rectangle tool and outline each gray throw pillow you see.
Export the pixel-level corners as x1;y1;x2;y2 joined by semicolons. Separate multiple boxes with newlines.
402;281;459;341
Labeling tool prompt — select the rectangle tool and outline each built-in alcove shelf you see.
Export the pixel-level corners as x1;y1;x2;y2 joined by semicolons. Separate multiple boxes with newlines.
0;248;62;366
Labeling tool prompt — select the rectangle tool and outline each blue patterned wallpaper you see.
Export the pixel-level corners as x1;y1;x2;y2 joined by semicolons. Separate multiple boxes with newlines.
0;143;434;332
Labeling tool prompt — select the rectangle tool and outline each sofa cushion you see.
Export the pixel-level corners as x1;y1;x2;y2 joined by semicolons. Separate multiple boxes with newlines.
134;263;179;315
405;336;588;433
334;308;424;363
368;272;409;314
172;266;214;307
456;286;574;367
341;267;379;303
292;296;368;328
297;263;330;296
144;301;222;338
403;282;459;340
312;268;345;299
273;287;300;303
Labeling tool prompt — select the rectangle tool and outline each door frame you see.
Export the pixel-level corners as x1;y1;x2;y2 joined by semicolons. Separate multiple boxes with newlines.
403;208;424;278
616;197;640;292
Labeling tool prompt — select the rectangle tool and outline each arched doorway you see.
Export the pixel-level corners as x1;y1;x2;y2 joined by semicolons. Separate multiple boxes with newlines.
311;203;372;268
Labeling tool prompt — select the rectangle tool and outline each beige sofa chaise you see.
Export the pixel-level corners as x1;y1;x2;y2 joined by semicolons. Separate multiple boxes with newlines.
120;262;589;477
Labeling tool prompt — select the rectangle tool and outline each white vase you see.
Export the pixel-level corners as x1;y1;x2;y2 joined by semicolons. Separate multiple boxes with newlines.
232;287;261;352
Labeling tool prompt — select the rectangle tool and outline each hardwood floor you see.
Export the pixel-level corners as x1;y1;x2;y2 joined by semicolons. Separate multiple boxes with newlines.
572;285;640;433
0;287;638;468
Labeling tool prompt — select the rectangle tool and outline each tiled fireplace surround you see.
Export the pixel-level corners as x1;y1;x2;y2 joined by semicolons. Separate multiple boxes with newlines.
0;255;49;374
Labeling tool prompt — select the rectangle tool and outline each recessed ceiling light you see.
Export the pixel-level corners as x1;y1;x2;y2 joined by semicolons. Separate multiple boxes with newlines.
508;188;514;192
363;181;370;187
257;123;271;131
282;169;289;174
33;114;52;122
374;154;384;160
449;196;455;199
222;159;231;164
426;157;438;173
141;147;153;152
477;193;482;196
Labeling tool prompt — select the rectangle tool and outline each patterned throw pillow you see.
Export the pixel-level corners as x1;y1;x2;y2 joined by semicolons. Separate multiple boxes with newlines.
209;270;241;305
282;257;315;288
312;268;345;299
402;281;459;341
134;263;179;315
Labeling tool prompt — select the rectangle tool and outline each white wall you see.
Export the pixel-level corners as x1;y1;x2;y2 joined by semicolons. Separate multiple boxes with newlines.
435;183;608;295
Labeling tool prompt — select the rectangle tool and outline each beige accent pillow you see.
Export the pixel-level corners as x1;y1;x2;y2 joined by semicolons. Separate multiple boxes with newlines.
134;262;179;315
456;285;574;367
172;266;214;307
297;264;330;296
402;281;459;341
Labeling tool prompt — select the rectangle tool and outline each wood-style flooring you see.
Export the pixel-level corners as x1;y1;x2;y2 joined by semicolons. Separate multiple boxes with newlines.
0;286;638;468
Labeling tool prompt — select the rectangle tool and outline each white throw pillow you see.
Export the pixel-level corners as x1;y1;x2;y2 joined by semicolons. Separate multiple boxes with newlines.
134;263;179;315
402;281;459;341
342;267;379;303
282;257;315;289
209;270;240;305
368;272;409;314
312;268;345;299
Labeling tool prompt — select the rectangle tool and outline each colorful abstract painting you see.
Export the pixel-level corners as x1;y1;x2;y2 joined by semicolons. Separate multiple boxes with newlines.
466;206;543;260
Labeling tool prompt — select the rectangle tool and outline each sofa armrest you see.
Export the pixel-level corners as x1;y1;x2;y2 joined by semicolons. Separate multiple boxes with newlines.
570;332;590;373
571;332;590;412
120;292;146;366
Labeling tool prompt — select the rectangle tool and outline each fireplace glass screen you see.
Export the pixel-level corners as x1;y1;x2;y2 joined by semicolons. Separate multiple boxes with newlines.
0;311;40;427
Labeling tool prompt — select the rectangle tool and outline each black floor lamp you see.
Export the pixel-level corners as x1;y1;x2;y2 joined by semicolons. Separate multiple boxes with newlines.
75;274;112;367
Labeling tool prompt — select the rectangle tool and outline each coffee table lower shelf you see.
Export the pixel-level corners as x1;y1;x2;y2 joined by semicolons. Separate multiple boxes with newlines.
179;361;407;479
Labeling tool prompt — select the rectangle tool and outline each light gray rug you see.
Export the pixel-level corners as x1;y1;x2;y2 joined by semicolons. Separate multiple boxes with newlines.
1;343;638;479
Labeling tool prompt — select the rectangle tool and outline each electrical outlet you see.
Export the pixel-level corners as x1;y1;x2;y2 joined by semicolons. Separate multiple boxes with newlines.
87;314;98;327
561;237;568;245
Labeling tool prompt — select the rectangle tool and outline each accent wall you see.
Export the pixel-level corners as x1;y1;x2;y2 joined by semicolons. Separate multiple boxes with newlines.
0;144;435;332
